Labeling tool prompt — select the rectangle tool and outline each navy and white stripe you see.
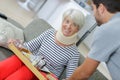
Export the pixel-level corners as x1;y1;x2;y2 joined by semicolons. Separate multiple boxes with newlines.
24;28;80;78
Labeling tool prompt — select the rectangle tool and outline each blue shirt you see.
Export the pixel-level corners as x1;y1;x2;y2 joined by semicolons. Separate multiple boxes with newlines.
88;13;120;80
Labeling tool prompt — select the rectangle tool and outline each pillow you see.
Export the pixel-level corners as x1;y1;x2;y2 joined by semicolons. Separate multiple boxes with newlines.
0;18;24;47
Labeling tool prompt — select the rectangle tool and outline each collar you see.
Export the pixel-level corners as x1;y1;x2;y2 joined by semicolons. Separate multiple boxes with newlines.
110;12;120;21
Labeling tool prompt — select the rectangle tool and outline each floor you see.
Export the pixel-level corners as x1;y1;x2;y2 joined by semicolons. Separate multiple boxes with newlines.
0;0;35;27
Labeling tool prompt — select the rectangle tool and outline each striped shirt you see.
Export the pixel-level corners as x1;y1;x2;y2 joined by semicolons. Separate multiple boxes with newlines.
24;28;80;78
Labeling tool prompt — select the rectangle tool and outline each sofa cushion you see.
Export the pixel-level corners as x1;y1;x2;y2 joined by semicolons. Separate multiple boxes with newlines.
24;18;52;41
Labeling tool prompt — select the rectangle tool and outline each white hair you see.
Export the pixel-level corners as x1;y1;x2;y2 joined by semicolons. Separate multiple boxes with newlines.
62;9;85;30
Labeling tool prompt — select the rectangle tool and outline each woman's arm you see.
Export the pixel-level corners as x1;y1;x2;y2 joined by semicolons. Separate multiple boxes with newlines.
24;28;53;52
66;53;80;78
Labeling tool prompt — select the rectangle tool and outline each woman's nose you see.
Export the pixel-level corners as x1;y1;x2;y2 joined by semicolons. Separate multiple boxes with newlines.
66;24;72;29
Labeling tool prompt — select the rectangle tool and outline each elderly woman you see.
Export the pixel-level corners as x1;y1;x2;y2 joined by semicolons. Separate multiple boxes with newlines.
0;9;85;80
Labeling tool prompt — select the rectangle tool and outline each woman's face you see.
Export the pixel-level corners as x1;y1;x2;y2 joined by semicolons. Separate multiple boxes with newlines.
62;17;79;37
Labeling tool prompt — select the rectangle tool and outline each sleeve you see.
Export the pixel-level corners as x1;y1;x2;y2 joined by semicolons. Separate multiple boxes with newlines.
23;28;53;52
88;27;120;62
66;52;80;78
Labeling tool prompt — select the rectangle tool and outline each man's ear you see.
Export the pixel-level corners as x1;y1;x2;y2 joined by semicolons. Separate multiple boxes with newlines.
98;3;106;15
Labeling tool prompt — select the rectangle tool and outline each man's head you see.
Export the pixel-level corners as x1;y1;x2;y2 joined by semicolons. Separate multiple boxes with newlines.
91;0;120;26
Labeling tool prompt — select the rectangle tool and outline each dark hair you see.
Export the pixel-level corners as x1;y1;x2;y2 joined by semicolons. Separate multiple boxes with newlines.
92;0;120;13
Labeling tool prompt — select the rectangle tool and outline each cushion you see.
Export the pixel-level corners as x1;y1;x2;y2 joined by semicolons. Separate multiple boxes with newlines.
24;18;52;41
0;18;24;47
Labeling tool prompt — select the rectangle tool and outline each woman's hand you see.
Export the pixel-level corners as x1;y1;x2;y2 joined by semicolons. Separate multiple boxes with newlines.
7;39;24;50
7;39;17;44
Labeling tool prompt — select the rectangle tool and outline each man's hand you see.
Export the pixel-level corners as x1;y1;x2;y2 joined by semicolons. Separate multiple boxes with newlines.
67;57;100;80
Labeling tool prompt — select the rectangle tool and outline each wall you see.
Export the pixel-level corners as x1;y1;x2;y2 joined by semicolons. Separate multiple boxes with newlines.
37;0;69;21
48;0;90;29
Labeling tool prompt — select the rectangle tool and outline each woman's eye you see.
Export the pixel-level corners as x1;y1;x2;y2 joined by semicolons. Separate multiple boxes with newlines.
66;20;69;23
73;23;77;27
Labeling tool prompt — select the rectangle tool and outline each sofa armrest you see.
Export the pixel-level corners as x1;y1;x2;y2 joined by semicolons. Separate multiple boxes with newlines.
0;18;52;61
0;16;24;61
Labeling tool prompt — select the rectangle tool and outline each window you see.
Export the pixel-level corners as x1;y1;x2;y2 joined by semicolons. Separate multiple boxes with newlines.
27;0;47;12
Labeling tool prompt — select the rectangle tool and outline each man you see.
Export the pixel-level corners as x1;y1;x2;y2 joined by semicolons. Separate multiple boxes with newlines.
68;0;120;80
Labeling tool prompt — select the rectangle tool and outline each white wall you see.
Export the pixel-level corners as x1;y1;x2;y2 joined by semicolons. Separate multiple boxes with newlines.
37;0;69;21
48;1;90;30
82;15;96;48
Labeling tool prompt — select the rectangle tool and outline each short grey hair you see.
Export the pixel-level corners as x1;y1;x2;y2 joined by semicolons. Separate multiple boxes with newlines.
62;9;85;29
